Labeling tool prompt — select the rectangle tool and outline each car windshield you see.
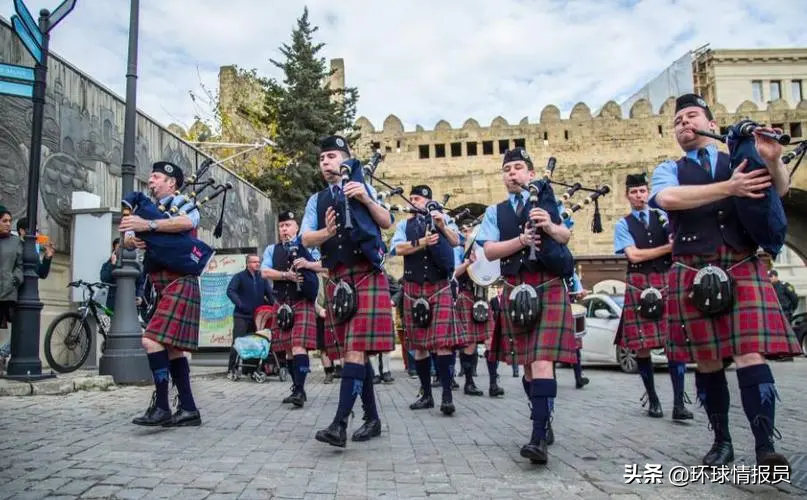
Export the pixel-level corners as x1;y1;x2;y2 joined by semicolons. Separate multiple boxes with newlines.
610;295;625;308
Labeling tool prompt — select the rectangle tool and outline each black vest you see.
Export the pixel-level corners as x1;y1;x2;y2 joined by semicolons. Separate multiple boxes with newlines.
668;152;756;256
624;210;672;274
402;217;451;284
271;243;300;303
315;188;366;269
496;199;544;276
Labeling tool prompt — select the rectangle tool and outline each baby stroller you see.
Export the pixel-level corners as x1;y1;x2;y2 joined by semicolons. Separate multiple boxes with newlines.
228;305;288;383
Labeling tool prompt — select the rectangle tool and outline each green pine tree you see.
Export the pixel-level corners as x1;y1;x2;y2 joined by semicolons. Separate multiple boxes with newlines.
253;7;360;216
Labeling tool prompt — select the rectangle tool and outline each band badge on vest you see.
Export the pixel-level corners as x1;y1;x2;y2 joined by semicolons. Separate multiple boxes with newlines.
411;297;432;328
331;280;358;324
472;299;490;323
507;283;541;328
277;304;295;331
690;265;735;316
638;287;664;320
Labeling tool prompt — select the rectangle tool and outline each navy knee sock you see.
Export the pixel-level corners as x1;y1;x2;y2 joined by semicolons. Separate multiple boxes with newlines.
333;362;365;425
147;351;170;411
699;369;731;442
293;354;310;393
573;349;583;380
415;357;433;398
522;375;530;397
168;356;196;412
460;352;475;386
637;357;658;401
361;362;380;421
529;379;557;444
430;352;439;377
437;355;454;403
487;359;498;387
668;360;686;407
737;364;779;455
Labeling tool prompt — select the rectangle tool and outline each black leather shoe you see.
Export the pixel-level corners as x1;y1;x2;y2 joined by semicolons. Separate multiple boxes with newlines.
757;451;789;469
381;372;394;384
575;376;589;389
672;405;693;421
489;384;505;397
132;405;172;426
288;392;305;408
702;441;734;466
372;375;381;384
315;422;347;448
464;383;483;396
163;407;201;427
409;395;434;410
451;379;459;390
520;440;548;464
352;418;381;441
440;401;455;416
647;399;663;418
546;423;555;446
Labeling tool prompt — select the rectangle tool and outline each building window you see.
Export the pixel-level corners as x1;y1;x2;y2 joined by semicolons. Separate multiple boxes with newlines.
418;145;429;159
482;141;494;155
543;131;548;141
657;125;663;136
752;80;763;103
385;146;392;153
514;138;525;148
792;80;803;103
790;122;802;138
770;80;782;101
720;126;729;136
466;142;478;156
371;141;381;151
450;142;462;157
498;139;509;154
564;130;569;140
435;144;446;158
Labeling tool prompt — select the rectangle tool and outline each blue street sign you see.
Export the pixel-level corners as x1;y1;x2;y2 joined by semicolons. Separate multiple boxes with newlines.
0;63;34;82
0;80;33;98
48;0;78;32
11;15;42;63
13;0;43;46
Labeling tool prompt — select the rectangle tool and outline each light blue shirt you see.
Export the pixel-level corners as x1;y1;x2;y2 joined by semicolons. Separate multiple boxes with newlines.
453;245;466;267
649;143;719;209
300;182;385;235
124;194;200;239
569;272;583;293
476;190;565;245
614;207;670;254
261;235;321;270
388;214;459;256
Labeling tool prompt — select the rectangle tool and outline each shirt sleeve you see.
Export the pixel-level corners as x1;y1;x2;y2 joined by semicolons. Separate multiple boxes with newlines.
260;244;275;270
613;218;634;254
388;220;408;256
649;160;679;209
300;193;319;235
475;205;499;245
453;246;465;267
173;199;200;229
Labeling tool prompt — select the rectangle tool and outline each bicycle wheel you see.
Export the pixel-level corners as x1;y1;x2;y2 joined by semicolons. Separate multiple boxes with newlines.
44;312;92;373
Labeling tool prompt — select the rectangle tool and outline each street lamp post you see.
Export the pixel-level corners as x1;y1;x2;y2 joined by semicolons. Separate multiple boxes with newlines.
98;0;150;383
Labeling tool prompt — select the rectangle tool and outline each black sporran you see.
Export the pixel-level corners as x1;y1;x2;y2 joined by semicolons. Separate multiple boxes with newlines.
411;297;432;328
331;280;358;324
690;265;735;316
507;283;541;329
638;287;664;320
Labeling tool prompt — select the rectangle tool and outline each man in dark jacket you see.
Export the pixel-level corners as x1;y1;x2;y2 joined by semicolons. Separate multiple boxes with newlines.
15;217;53;280
769;270;799;322
226;253;273;373
99;238;144;312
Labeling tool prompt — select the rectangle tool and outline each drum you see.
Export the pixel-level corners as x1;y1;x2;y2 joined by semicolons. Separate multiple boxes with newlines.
571;303;586;338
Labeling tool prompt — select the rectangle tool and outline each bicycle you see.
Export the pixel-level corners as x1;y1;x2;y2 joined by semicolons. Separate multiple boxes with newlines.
43;280;144;373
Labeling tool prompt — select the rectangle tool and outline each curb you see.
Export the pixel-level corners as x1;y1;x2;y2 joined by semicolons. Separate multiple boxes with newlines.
0;375;115;397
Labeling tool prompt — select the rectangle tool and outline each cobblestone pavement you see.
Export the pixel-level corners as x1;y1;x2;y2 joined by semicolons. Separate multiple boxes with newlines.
1;357;806;499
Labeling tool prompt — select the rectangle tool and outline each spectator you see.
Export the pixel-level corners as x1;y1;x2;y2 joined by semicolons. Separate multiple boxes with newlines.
99;238;145;313
769;269;799;323
226;253;273;374
15;217;53;280
0;206;23;340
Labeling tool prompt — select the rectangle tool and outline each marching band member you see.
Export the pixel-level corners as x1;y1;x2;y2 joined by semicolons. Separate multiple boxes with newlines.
477;147;578;465
614;173;692;420
391;184;466;415
260;210;325;408
301;135;395;447
120;161;202;428
452;217;502;397
651;94;800;468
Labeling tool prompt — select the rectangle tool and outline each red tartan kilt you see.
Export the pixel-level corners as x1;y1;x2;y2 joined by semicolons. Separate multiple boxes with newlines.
667;247;801;362
324;261;395;353
322;325;340;360
616;271;669;351
495;271;577;365
143;271;201;352
456;288;492;344
274;300;318;351
403;280;467;351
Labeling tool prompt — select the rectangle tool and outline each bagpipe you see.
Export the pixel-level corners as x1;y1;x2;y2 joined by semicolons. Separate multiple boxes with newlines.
121;158;233;276
694;119;788;257
283;239;319;302
519;157;611;278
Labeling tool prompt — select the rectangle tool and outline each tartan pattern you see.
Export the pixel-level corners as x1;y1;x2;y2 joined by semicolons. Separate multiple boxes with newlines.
495;271;577;365
403;280;467;351
143;270;200;352
273;299;318;352
316;317;341;360
667;246;801;362
455;288;493;344
324;261;395;354
615;271;669;351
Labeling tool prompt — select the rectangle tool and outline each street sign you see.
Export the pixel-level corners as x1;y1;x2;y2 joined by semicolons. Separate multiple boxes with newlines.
13;0;43;46
0;62;34;82
0;80;33;98
48;0;78;32
11;15;42;63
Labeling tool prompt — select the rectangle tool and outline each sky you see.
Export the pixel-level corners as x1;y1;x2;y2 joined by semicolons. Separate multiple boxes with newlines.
4;0;807;135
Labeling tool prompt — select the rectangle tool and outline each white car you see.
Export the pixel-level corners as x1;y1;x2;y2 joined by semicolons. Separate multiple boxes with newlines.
577;293;668;373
